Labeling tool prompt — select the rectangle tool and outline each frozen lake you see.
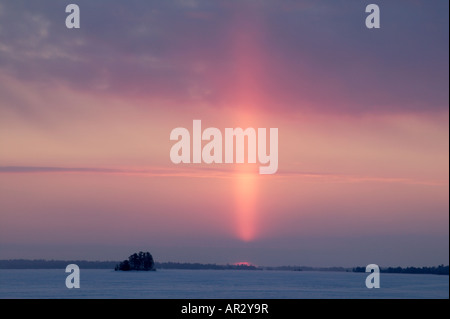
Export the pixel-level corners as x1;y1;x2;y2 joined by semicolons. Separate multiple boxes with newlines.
0;269;448;299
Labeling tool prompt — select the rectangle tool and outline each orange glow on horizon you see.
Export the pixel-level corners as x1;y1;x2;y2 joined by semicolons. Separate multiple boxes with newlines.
234;261;255;267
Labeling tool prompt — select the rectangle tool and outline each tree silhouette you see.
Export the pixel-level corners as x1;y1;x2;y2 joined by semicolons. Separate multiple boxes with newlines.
115;251;155;271
143;252;154;270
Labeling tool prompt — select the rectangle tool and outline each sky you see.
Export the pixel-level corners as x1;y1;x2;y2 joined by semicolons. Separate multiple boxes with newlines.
0;0;448;267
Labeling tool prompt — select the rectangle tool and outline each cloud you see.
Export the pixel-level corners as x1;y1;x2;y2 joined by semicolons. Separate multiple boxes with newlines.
0;0;448;114
1;165;446;186
0;165;237;178
0;166;118;174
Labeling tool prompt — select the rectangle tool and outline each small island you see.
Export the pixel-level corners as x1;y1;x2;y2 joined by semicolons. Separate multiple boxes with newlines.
115;251;156;271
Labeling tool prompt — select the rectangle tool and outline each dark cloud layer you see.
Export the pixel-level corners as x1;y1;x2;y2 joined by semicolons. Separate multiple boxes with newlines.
0;0;448;113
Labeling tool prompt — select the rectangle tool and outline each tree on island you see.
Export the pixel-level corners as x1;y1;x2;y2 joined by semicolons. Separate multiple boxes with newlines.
115;251;155;271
